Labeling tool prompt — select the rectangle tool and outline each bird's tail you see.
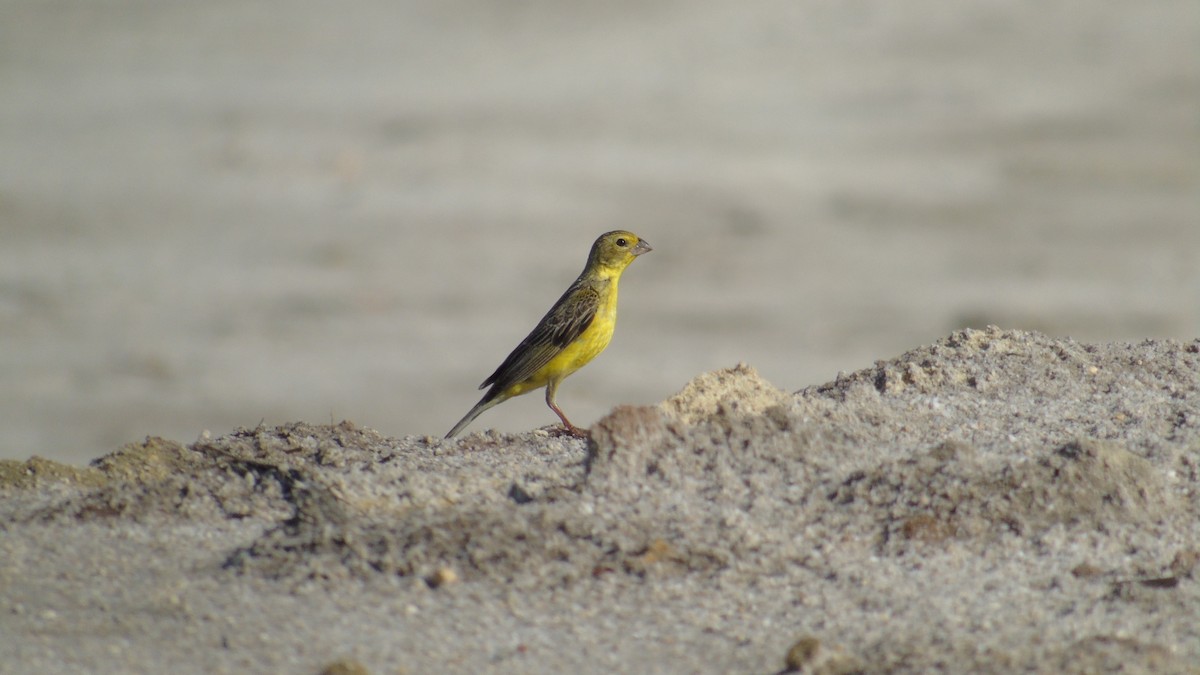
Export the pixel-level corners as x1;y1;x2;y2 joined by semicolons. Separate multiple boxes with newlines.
444;394;504;438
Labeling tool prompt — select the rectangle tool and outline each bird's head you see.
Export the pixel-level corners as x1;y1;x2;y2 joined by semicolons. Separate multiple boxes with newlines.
587;230;652;274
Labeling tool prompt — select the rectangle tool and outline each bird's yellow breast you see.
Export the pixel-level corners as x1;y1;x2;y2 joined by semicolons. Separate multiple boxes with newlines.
547;293;617;374
510;280;619;395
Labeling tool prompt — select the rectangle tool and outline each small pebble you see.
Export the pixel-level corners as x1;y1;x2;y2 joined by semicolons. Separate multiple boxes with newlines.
426;567;458;589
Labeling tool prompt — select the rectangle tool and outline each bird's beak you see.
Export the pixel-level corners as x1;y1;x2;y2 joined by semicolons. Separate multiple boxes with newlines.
631;239;652;256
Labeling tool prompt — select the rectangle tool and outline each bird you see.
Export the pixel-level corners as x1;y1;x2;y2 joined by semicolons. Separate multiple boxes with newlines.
445;230;652;438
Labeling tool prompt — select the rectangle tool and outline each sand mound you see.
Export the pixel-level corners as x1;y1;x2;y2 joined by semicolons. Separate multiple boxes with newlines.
2;327;1198;673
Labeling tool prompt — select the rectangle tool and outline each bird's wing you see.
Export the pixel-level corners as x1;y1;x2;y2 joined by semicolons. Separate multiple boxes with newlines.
480;283;600;393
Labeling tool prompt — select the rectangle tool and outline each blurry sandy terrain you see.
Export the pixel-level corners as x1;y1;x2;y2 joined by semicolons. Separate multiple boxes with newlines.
2;328;1198;673
1;1;1197;463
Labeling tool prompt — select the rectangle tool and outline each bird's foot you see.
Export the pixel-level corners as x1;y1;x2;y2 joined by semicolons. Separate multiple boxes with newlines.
546;424;590;438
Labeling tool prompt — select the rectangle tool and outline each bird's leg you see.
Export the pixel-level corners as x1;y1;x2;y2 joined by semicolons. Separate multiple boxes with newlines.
545;381;588;437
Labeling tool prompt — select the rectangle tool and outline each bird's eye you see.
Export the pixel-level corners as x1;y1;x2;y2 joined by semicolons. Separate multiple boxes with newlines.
616;238;628;247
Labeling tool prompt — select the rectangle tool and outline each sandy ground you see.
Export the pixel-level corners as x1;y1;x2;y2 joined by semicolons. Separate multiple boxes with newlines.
1;327;1198;674
1;1;1198;464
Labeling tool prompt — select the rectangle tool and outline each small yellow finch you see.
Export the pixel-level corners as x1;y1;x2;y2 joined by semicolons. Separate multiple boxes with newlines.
445;230;652;438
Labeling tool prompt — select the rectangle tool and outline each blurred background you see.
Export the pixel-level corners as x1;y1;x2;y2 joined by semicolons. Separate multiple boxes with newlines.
2;1;1196;463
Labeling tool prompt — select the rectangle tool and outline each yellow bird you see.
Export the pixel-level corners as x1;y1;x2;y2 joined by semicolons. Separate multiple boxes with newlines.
445;230;652;438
